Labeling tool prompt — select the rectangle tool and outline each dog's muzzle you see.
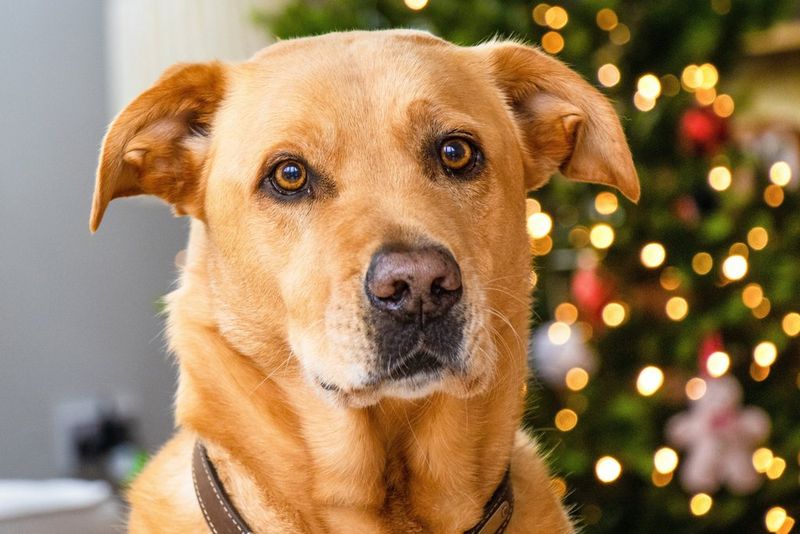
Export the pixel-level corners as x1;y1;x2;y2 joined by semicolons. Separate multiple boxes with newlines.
364;244;466;380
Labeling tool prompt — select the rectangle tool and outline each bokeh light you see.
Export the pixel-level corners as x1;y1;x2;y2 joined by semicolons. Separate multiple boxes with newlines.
640;242;666;268
666;296;689;321
598;64;621;87
637;366;664;396
753;341;777;367
690;493;713;516
555;408;578;431
602;302;626;327
706;351;730;377
590;223;615;249
654;447;679;474
708;166;732;191
595;456;622;483
722;255;748;281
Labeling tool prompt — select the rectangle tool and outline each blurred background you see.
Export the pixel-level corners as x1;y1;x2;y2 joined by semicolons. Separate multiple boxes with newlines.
0;0;798;532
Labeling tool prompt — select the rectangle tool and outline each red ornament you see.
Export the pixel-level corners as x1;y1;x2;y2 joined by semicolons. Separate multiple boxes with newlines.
679;106;729;156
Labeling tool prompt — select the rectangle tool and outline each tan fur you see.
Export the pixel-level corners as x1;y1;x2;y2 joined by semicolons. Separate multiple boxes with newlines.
92;31;637;533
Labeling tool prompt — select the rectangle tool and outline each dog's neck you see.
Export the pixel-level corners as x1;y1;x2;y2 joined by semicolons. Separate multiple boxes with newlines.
169;223;529;531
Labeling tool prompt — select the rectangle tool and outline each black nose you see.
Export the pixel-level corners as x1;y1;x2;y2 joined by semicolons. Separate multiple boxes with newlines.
365;245;462;322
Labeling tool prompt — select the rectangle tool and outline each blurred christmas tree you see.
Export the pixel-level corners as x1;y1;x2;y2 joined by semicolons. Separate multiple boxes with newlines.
259;1;800;532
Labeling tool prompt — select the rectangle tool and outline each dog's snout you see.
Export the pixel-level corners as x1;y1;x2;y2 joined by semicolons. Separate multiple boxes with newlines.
366;245;462;321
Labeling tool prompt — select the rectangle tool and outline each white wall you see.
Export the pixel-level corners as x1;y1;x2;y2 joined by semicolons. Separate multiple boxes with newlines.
0;0;188;477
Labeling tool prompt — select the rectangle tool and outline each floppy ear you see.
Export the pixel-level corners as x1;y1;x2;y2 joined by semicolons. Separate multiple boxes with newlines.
90;62;227;232
483;42;639;202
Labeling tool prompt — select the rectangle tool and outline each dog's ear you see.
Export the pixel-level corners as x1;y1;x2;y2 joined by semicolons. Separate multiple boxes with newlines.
90;62;227;232
483;42;639;202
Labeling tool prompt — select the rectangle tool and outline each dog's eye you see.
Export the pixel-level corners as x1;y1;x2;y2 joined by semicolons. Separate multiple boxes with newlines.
439;137;477;174
271;160;308;194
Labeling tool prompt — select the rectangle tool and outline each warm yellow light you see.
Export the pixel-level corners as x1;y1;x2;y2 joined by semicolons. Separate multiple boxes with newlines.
544;6;568;29
530;270;538;287
681;65;703;91
764;184;785;207
550;477;567;499
555;303;579;325
753;297;771;319
527;212;553;239
750;362;770;382
747;227;769;250
752;447;774;473
767;457;787;479
602;302;626;327
640;242;666;268
609;23;630;45
525;198;541;217
695;87;717;106
597;64;621;88
685;377;707;400
637;366;664;396
565;367;590;391
708;166;732;191
699;63;719;89
595;192;619;215
596;8;618;30
692;252;713;275
403;0;428;10
690;493;713;516
729;242;749;258
666;296;689;321
769;161;792;186
555;408;578;431
722;255;748;281
713;94;735;117
547;321;572;345
782;312;800;337
530;235;553;256
569;226;590;248
660;267;682;291
633;92;656;112
590;223;615;249
651;470;673;487
595;456;622;483
741;284;764;309
766;507;788;533
661;74;680;97
532;3;551;26
706;351;730;377
542;31;565;54
654;447;679;474
637;74;662;100
753;341;778;367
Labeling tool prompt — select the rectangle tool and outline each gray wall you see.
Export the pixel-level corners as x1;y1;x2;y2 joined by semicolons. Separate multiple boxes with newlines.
0;0;186;477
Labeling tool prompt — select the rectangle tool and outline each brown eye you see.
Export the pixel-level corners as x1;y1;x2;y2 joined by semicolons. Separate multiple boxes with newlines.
272;160;307;194
439;138;476;173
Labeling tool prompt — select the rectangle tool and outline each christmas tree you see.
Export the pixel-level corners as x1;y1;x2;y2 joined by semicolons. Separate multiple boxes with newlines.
258;2;800;532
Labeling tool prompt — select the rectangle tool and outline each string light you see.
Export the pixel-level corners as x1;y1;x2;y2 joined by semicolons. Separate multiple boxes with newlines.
548;321;572;345
711;0;731;15
747;227;769;250
633;91;656;112
753;297;771;319
764;184;784;207
602;302;626;327
595;456;622;483
532;3;550;26
566;367;590;391
713;94;735;117
753;447;774;473
692;252;713;275
651;470;673;487
595;192;619;214
640;242;666;268
637;74;662;100
741;283;764;309
782;312;800;337
659;267;682;290
769;161;792;186
750;362;770;382
590;223;615;249
706;351;730;377
544;6;568;29
527;212;552;238
542;31;565;54
690;493;713;516
555;303;579;324
569;226;590;248
753;341;778;367
597;64;621;87
525;198;541;216
403;0;428;10
654;447;679;474
596;8;618;30
708;166;732;191
685;377;707;400
609;23;630;45
729;242;749;258
722;255;748;281
661;74;680;96
555;408;578;431
765;507;788;533
695;87;717;106
637;366;664;396
666;296;689;321
767;457;787;479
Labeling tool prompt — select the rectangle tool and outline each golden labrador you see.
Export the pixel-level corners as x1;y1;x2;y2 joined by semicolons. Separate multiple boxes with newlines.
91;30;637;533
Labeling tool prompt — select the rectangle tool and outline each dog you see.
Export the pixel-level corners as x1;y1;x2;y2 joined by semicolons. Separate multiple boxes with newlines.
90;30;638;533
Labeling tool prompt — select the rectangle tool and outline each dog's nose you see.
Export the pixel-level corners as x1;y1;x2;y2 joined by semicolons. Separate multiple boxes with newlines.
365;245;462;322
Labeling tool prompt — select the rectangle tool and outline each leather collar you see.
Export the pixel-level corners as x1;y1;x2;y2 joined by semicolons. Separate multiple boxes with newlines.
192;440;513;533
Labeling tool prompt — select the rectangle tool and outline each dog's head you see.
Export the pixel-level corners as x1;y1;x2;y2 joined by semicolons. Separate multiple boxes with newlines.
91;31;637;407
